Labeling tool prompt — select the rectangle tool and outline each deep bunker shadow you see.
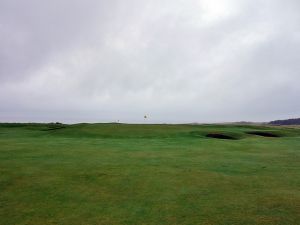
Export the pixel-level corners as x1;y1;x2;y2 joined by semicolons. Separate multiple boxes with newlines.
246;131;280;137
206;133;237;140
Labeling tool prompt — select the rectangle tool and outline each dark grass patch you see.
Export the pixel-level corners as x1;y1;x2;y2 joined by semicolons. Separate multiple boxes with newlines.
189;131;205;137
0;123;37;128
43;126;67;131
206;133;238;140
246;131;280;137
42;123;67;131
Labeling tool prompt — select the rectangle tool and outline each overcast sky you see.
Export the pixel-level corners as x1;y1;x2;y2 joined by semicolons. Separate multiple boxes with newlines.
0;0;299;123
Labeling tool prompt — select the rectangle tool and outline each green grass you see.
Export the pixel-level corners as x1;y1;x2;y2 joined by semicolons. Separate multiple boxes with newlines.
0;123;299;225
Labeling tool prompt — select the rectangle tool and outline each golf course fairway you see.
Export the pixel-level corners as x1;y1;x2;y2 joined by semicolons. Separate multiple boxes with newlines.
0;123;299;225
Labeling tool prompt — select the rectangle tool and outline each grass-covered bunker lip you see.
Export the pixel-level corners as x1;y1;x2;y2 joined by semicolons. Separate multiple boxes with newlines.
246;131;280;137
205;133;238;140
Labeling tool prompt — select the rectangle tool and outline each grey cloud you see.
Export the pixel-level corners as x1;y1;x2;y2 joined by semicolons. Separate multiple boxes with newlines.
0;0;299;123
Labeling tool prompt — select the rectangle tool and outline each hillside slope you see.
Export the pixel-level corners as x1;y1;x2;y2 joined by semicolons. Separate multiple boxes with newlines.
269;118;300;125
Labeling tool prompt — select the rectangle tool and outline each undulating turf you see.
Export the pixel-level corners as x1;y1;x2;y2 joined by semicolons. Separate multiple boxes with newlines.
0;123;299;225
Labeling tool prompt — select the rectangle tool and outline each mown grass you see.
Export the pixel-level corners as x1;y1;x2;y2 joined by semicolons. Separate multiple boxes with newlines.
0;123;299;225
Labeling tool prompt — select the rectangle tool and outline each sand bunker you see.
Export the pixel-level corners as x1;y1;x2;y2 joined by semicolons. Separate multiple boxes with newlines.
206;133;237;140
246;131;280;137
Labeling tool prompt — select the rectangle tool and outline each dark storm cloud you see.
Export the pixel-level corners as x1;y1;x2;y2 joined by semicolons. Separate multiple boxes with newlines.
0;0;299;123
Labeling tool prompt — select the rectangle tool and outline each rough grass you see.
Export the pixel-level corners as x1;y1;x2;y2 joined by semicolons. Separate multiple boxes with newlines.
0;123;299;225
